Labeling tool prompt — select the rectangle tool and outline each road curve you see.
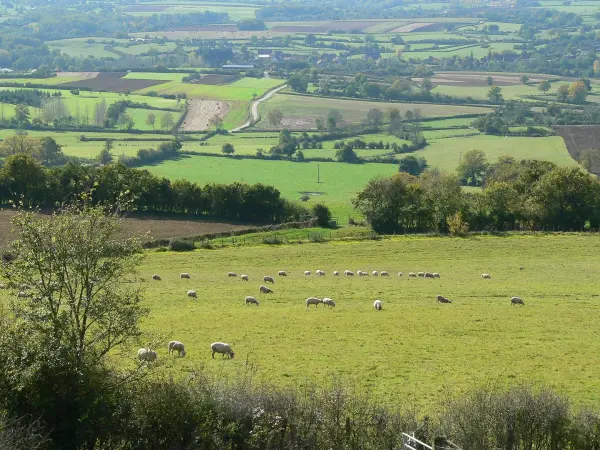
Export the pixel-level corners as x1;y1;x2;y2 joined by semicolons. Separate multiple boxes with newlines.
230;84;287;132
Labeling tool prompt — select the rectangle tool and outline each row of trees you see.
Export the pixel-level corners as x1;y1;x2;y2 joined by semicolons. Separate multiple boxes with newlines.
0;155;309;224
354;161;600;234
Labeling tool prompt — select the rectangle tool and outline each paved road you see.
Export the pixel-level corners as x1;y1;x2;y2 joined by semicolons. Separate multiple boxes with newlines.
231;84;287;132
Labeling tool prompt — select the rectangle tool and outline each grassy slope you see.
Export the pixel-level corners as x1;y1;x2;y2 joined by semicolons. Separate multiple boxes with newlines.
128;234;600;408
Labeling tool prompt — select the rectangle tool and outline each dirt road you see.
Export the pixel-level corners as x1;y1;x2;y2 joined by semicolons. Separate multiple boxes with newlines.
231;84;287;132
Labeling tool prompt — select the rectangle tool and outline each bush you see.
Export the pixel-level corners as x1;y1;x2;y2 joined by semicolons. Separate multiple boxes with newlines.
169;239;195;251
312;203;333;228
300;194;310;202
447;212;469;236
262;235;284;245
198;239;215;250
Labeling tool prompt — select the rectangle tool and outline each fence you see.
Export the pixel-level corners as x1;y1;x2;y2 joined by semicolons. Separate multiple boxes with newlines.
200;230;381;248
402;432;462;450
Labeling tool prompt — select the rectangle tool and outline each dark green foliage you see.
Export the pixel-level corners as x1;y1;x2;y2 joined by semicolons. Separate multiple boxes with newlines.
311;203;332;227
398;155;427;176
169;238;195;251
335;145;358;163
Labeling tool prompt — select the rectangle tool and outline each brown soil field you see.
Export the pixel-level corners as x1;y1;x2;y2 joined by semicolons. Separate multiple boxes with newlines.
66;72;168;93
180;99;230;132
554;125;600;174
270;21;376;33
391;22;436;32
0;210;250;247
190;74;238;85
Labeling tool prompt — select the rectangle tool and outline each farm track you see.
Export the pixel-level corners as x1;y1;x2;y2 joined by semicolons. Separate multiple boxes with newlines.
231;84;287;132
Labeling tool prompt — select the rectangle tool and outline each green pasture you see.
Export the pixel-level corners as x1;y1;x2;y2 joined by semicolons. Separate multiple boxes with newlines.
122;234;600;408
432;83;559;101
122;1;259;20
114;42;178;56
126;108;183;131
404;42;520;59
46;39;120;58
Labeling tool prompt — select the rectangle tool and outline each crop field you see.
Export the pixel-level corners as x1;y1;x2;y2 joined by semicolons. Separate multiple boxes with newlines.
554;125;600;173
256;93;491;130
121;2;259;20
404;42;520;59
46;38;121;58
118;234;600;408
65;72;171;93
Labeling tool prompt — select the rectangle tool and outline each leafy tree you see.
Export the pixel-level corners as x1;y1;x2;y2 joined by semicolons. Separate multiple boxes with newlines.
420;169;463;232
39;137;63;166
98;140;114;165
0;134;42;158
312;203;332;227
568;80;588;104
267;109;284;127
366;108;384;126
0;154;47;207
327;110;343;132
14;103;30;123
487;86;503;103
457;149;488;186
304;34;317;46
557;84;569;102
288;74;309;93
221;143;235;155
118;112;134;130
160;112;175;131
520;75;529;84
209;115;224;130
398;155;427;176
486;76;494;86
315;118;324;131
388;108;401;121
538;80;551;92
146;112;156;130
335;145;358;163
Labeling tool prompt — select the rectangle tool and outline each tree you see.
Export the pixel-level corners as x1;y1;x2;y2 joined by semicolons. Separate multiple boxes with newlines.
420;169;464;232
304;34;317;46
288;74;309;93
568;80;588;104
97;148;113;165
0;134;42;158
398;155;427;176
146;112;156;130
267;109;284;127
366;108;384;126
311;203;332;227
0;154;47;207
118;112;134;130
486;76;494;86
335;145;358;163
327;110;343;132
39;137;63;166
457;149;488;186
520;75;529;85
315;118;325;131
14;103;30;123
388;108;401;121
487;86;503;103
160;112;175;131
209;115;224;130
538;80;551;92
557;84;569;102
221;143;235;155
594;59;600;77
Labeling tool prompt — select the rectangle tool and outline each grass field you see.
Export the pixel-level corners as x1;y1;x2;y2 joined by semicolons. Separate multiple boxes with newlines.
403;42;519;59
119;234;600;408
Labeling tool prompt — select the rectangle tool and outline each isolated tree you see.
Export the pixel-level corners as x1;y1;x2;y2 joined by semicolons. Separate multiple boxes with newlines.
221;143;235;155
97;140;114;165
39;137;63;166
304;34;317;46
146;112;156;130
14;103;30;123
457;149;488;186
366;108;384;126
315;118;325;131
557;84;569;102
398;155;427;176
568;80;588;104
486;76;494;86
388;108;401;121
160;112;175;131
487;86;503;103
335;145;358;163
0;134;42;157
520;75;530;85
538;80;551;92
267;109;284;127
327;109;343;132
118;112;134;130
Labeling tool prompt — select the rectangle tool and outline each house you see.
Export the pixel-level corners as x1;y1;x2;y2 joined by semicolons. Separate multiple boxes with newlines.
257;49;273;60
222;64;255;69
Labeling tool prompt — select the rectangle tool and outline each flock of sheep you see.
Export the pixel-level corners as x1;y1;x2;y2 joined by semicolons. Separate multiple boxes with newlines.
137;269;525;362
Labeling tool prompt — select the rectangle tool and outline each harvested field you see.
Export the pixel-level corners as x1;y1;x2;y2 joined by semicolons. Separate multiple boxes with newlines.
0;210;250;246
190;74;238;85
419;72;555;87
270;20;378;33
180;99;230;132
391;22;442;32
56;71;99;79
554;125;600;174
122;5;169;12
66;72;169;93
138;30;275;40
166;25;239;32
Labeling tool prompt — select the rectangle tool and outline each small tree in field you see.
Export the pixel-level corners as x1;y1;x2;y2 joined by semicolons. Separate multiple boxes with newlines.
160;112;174;131
146;112;156;130
222;143;235;155
267;109;284;127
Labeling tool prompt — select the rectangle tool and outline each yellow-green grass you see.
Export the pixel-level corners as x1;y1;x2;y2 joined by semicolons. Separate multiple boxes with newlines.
46;41;120;58
422;117;475;128
126;107;183;131
114;42;177;55
423;128;480;139
135;77;284;101
0;76;91;87
432;83;558;101
256;93;491;128
413;135;577;170
143;155;399;219
222;101;250;130
404;42;520;59
123;72;188;81
115;234;600;408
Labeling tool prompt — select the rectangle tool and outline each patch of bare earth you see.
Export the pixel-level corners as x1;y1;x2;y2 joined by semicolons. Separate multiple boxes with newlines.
180;100;230;132
554;125;600;174
66;72;168;93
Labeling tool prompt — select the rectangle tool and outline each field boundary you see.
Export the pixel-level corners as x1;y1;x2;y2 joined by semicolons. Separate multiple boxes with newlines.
231;83;287;132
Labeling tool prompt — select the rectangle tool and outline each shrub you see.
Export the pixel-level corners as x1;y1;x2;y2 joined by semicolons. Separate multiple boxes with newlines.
447;212;469;236
262;235;284;245
169;239;195;251
198;239;215;250
300;194;310;202
312;203;333;228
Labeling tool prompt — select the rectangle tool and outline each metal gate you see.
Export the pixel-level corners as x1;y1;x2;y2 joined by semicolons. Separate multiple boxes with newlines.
402;432;462;450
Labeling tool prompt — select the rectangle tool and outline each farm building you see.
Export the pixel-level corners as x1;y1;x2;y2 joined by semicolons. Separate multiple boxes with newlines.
222;64;255;70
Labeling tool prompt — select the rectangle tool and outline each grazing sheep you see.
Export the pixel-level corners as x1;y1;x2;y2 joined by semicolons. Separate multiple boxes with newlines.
417;272;425;278
211;342;235;359
397;272;404;277
228;272;237;277
482;274;491;279
245;296;259;306
372;271;379;276
358;271;369;277
380;271;389;277
433;273;440;278
408;272;417;278
519;267;525;271
323;298;336;308
304;271;311;276
152;274;162;281
17;291;29;298
137;348;157;362
425;272;434;279
180;273;191;279
306;297;323;308
436;295;452;304
0;283;5;289
344;270;355;276
241;274;249;281
187;290;197;299
373;300;383;311
168;341;187;357
263;276;275;284
511;296;525;306
333;271;339;276
316;270;325;276
259;285;273;294
278;271;287;277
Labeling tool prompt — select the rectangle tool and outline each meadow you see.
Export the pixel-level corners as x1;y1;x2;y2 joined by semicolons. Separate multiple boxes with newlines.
127;234;600;409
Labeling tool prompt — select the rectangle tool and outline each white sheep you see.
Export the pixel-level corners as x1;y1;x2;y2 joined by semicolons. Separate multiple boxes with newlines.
180;273;191;279
241;274;249;281
433;273;441;278
373;300;383;311
259;285;273;294
211;342;235;359
152;274;162;281
187;290;197;298
245;296;259;306
316;270;325;276
323;298;336;308
425;272;434;279
511;296;525;305
333;271;339;276
137;348;157;362
278;271;287;277
482;274;491;279
408;272;417;277
168;341;187;357
344;270;354;276
417;272;425;277
397;272;404;277
0;283;5;289
372;271;379;276
380;271;389;277
304;271;311;276
263;276;275;284
358;271;368;277
228;272;237;277
17;291;29;298
305;297;323;308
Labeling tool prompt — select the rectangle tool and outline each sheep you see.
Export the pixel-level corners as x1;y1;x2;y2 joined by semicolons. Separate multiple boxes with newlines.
373;300;383;311
168;341;187;357
228;272;237;277
211;342;235;359
306;297;323;308
333;271;339;276
436;295;452;304
241;274;249;281
482;274;491;279
187;290;197;299
408;272;417;278
278;271;287;277
304;271;311;276
511;296;525;306
417;272;425;278
433;273;441;278
152;274;162;281
0;283;5;289
425;272;434;279
245;296;259;306
344;270;355;276
180;273;191;279
380;271;389;277
17;291;29;298
316;270;325;276
259;285;273;294
372;271;379;276
323;298;336;308
263;276;275;284
137;348;157;362
358;271;369;277
397;272;404;277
